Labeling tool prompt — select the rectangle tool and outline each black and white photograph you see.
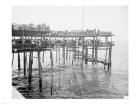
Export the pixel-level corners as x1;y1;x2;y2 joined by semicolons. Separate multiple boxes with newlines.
11;6;128;99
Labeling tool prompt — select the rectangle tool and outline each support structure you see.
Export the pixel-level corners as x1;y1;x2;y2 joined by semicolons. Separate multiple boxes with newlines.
12;27;114;98
28;51;33;89
18;52;20;73
38;51;42;93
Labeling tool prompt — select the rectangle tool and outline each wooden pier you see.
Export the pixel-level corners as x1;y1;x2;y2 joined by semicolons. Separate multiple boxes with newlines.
12;26;114;97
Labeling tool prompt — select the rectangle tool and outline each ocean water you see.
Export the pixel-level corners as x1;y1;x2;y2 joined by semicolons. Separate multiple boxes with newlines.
12;40;128;99
111;40;128;96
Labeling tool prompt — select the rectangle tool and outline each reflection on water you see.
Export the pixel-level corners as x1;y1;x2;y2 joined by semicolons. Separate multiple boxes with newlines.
12;62;125;98
12;41;128;99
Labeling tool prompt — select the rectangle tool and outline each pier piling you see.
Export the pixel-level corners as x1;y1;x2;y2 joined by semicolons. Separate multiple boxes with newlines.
18;52;20;74
104;49;108;70
59;46;61;88
42;51;44;63
55;35;57;63
66;46;68;61
38;51;42;93
50;50;53;68
85;46;88;65
23;52;27;77
51;73;54;95
12;53;14;66
108;46;112;69
63;45;65;65
92;38;95;65
28;51;33;89
95;40;98;64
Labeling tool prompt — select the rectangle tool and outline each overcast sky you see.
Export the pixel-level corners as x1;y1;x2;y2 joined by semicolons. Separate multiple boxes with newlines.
12;6;128;41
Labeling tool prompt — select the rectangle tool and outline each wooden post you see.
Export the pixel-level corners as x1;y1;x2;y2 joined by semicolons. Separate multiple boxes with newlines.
28;51;33;89
38;51;42;92
109;46;112;68
18;52;20;73
72;40;75;65
95;40;98;64
50;50;53;68
59;46;61;88
55;35;57;63
66;46;68;61
107;47;110;69
59;47;60;64
72;35;74;65
51;73;53;95
81;33;85;79
92;38;95;65
104;48;108;70
77;39;80;61
24;52;27;77
31;52;33;68
74;41;76;60
85;46;88;65
49;48;54;95
63;35;65;65
63;45;65;65
12;53;14;66
82;36;85;66
74;39;77;61
110;37;112;68
56;47;57;63
42;51;44;63
105;36;109;69
72;50;73;65
108;48;110;69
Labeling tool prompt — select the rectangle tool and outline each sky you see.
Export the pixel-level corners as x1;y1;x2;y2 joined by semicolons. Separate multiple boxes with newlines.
12;6;128;41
